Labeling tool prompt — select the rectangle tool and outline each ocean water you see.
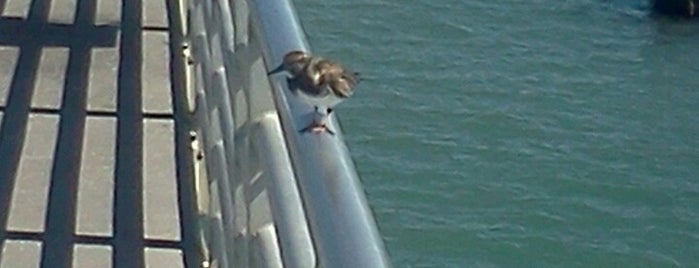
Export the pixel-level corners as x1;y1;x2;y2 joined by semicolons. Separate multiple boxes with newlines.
293;0;699;267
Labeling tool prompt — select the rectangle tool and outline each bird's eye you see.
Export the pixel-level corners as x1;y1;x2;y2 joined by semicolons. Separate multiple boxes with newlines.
327;108;333;114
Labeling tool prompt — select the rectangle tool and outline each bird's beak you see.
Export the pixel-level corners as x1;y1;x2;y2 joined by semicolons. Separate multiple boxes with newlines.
268;64;285;75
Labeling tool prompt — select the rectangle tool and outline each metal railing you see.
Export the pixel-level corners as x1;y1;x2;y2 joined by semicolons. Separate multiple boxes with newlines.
183;0;391;267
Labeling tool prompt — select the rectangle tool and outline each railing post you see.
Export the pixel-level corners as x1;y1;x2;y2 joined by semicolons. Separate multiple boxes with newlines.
187;0;392;267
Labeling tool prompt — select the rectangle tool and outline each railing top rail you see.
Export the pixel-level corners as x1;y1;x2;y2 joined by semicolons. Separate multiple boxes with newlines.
249;1;392;267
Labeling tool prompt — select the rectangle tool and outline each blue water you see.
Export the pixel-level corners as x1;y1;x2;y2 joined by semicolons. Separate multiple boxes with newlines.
294;0;699;266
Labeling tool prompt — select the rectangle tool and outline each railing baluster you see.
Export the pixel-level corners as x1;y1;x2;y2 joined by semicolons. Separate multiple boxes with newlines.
185;0;392;267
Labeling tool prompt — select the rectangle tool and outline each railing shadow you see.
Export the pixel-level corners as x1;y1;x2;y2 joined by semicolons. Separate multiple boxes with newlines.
0;0;119;265
187;0;391;267
0;0;201;267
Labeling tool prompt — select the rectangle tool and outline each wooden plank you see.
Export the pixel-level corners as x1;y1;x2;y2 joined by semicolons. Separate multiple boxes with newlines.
2;0;31;18
95;0;122;25
87;35;120;112
0;47;19;107
141;31;172;114
6;114;59;233
31;48;69;109
72;244;112;268
144;248;183;268
48;0;77;24
75;117;116;237
0;240;42;268
142;0;168;28
142;119;180;241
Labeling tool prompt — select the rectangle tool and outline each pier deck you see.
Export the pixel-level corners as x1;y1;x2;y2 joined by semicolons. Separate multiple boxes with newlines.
0;0;199;267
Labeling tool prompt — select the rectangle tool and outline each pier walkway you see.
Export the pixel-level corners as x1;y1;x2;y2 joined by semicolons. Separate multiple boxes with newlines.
0;0;391;267
0;0;198;267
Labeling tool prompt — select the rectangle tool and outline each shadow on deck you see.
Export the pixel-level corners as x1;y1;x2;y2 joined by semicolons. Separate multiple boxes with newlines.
0;0;200;267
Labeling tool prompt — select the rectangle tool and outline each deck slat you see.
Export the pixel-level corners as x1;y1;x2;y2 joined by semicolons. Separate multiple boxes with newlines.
0;47;19;107
1;0;31;18
95;0;122;25
141;31;172;114
6;114;59;233
144;248;184;268
31;48;69;109
72;244;112;268
0;240;42;268
142;0;168;28
48;0;77;24
75;117;116;237
142;118;181;241
87;37;120;112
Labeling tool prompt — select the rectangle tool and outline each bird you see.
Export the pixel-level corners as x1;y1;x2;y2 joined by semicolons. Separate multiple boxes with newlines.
269;51;359;101
268;51;360;135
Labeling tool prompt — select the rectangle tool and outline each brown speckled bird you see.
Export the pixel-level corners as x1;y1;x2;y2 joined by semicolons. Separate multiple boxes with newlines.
269;51;360;135
269;50;359;101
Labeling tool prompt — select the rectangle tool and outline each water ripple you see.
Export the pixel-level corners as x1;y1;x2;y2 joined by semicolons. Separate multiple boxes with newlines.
297;0;699;266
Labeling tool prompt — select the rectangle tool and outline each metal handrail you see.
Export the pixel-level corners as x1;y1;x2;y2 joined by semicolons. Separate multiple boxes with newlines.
250;1;392;267
185;0;391;267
